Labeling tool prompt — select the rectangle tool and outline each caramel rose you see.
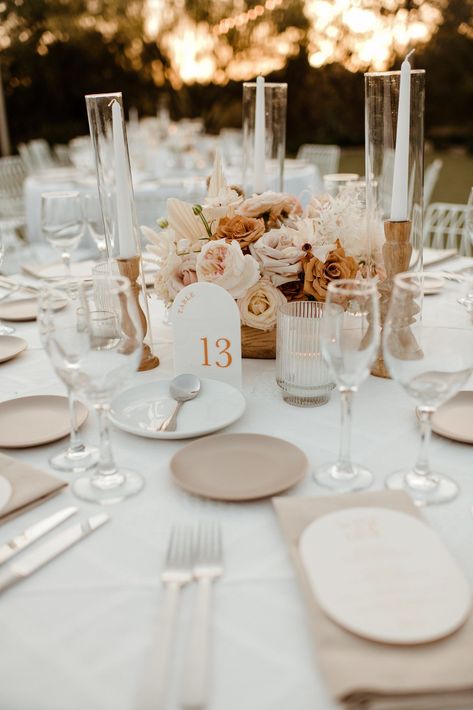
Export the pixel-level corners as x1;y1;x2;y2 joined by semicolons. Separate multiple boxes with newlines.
303;240;358;301
213;215;265;251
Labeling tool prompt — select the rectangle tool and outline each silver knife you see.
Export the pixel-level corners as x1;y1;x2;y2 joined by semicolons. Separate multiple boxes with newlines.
0;506;78;565
0;513;110;593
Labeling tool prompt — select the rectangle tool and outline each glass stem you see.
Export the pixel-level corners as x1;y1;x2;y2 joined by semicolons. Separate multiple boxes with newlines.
95;404;117;478
413;407;434;478
67;388;85;453
337;387;355;474
62;252;71;275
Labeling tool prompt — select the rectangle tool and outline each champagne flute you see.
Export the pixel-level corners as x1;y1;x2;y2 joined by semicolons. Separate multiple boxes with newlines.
38;280;98;472
41;191;85;274
42;274;144;504
314;279;380;491
383;271;473;505
0;231;15;335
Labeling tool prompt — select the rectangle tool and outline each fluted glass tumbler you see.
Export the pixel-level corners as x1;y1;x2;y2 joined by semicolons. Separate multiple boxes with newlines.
276;301;335;407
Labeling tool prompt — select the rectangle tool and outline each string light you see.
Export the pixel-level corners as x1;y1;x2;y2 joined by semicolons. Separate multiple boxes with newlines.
213;0;283;36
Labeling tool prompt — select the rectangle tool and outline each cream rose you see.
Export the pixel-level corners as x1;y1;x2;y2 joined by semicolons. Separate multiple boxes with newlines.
238;190;302;228
237;279;287;331
196;238;260;298
168;253;198;299
249;229;305;286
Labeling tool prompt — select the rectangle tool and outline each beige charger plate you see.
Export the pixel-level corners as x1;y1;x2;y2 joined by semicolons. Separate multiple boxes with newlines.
0;335;27;363
170;433;308;501
0;296;66;322
431;391;473;444
0;395;88;448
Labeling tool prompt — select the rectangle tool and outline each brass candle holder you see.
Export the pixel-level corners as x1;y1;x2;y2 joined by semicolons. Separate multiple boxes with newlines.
372;219;415;378
117;255;159;371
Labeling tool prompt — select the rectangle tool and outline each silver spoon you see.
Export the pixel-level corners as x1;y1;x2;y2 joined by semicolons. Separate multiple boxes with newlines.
159;374;201;432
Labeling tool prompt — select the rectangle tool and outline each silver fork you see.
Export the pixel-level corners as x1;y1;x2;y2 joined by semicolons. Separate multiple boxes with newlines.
136;525;194;710
181;521;223;709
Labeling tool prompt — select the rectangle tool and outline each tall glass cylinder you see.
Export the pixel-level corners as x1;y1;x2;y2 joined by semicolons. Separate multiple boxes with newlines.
242;82;287;195
364;69;425;377
85;92;159;371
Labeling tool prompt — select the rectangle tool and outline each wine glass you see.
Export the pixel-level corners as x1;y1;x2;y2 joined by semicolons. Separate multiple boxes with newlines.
39;280;99;472
313;279;380;491
82;192;109;259
383;271;473;505
41;274;144;504
41;191;85;274
0;231;15;335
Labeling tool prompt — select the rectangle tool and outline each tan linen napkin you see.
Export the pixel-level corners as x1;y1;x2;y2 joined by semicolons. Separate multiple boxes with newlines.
0;453;66;524
273;491;473;710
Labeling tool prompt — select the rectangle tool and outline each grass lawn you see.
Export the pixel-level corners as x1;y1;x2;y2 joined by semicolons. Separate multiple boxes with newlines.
339;148;473;205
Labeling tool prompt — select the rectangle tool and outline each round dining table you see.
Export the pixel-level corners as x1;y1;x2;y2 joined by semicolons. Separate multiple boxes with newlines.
0;264;472;710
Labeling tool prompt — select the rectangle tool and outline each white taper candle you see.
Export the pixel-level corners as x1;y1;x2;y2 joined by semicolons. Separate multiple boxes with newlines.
253;75;266;194
112;99;136;258
390;50;415;222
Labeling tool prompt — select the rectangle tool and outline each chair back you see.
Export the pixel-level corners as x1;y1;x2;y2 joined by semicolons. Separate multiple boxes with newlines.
297;144;341;178
0;155;26;219
423;202;471;256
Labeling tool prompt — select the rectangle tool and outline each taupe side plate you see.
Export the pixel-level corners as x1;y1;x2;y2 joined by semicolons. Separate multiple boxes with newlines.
170;433;308;501
0;396;88;448
431;391;473;445
0;297;66;322
0;336;27;363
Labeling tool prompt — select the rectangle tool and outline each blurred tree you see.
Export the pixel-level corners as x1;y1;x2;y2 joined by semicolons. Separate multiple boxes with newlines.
0;0;170;147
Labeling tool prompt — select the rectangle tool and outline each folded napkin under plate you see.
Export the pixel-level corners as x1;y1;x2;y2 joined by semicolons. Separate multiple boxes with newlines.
274;491;473;710
0;453;66;524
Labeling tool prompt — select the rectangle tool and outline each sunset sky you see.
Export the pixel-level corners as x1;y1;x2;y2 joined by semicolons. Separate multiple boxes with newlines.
145;0;442;84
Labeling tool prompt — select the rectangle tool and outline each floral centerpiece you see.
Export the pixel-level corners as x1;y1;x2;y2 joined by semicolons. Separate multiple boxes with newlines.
143;156;384;358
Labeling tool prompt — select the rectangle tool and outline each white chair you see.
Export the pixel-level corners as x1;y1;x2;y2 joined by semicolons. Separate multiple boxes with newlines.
423;159;443;210
296;144;341;178
27;139;57;170
423;202;471;256
0;155;27;242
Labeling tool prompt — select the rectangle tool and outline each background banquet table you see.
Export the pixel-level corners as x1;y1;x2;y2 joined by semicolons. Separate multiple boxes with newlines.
0;273;472;710
23;160;321;244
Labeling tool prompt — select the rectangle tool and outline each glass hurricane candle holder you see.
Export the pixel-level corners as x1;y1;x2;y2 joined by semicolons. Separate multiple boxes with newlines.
242;81;287;195
85;92;158;371
364;68;425;377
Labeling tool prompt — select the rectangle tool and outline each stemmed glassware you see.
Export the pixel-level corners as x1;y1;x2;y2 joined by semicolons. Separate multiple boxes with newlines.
458;188;473;310
41;191;85;274
383;271;473;505
40;274;144;504
82;192;109;259
38;280;99;472
314;279;380;491
0;231;15;335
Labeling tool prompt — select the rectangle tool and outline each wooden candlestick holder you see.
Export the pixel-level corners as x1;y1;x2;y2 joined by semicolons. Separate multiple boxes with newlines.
372;219;412;378
117;255;159;371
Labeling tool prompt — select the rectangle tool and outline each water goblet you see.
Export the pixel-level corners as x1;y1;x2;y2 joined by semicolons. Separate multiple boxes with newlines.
0;231;15;335
38;280;99;472
313;279;380;492
383;271;473;505
41;191;85;275
42;274;144;504
82;191;110;259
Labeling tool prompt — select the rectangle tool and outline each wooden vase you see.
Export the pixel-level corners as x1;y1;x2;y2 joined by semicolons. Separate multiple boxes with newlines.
241;325;276;359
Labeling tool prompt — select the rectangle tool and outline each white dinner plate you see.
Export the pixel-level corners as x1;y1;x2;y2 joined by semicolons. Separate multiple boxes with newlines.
431;391;473;444
0;335;27;363
300;507;471;645
0;395;88;448
170;433;308;500
109;378;246;440
423;247;458;267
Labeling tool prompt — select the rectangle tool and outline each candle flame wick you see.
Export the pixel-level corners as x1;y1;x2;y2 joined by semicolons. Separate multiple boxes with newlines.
405;48;415;62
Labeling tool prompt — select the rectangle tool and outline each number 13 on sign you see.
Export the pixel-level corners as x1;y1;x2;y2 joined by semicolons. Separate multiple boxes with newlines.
201;337;232;369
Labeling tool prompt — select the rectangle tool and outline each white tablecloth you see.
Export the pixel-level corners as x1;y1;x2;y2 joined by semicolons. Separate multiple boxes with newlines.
24;162;321;244
0;272;472;710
